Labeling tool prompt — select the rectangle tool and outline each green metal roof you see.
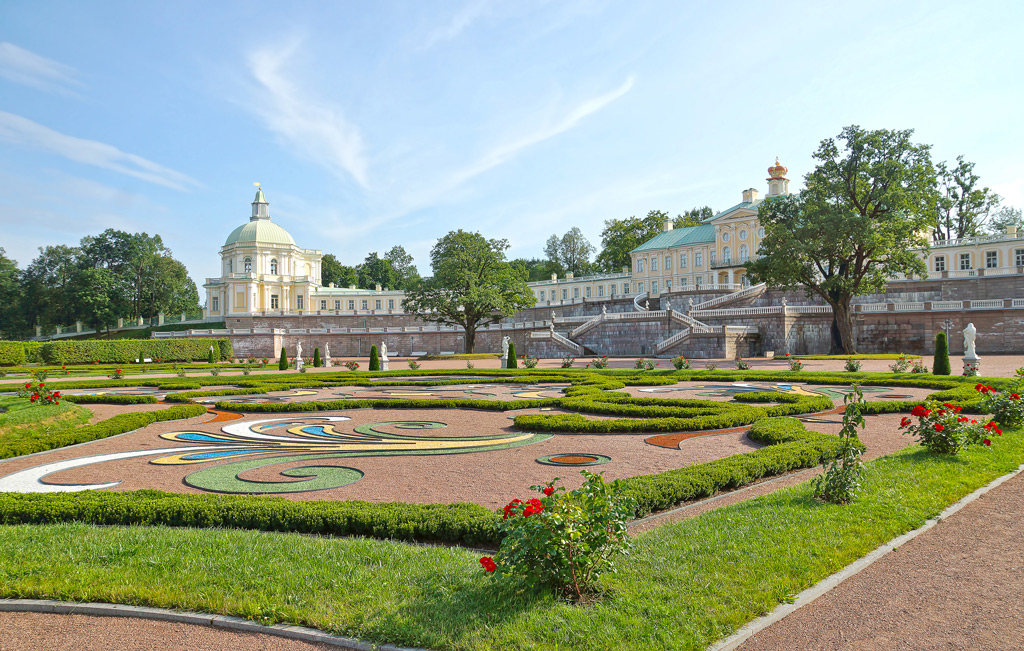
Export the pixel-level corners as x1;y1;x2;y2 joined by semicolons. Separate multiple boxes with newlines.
631;223;715;253
223;219;296;247
709;200;760;221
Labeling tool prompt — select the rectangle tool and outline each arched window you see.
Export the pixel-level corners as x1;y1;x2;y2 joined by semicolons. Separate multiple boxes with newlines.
739;244;749;262
243;257;252;273
270;258;279;275
227;259;232;273
722;246;731;263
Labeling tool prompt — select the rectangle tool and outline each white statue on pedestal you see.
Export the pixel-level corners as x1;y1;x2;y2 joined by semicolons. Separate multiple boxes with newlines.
295;342;303;370
501;335;510;368
963;323;978;358
601;304;607;316
380;341;389;371
324;343;331;368
664;300;671;313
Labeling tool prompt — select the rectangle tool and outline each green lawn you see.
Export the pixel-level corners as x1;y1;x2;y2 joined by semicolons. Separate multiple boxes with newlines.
0;396;91;448
0;427;1019;650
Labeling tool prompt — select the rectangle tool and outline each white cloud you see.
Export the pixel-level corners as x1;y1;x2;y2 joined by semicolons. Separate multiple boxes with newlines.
0;111;201;191
0;42;81;94
246;42;369;188
447;75;635;188
424;0;492;48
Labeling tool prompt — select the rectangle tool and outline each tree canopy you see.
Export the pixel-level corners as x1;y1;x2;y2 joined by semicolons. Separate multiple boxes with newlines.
596;208;714;271
987;205;1023;236
747;125;937;354
402;230;534;353
933;155;1000;241
544;227;595;276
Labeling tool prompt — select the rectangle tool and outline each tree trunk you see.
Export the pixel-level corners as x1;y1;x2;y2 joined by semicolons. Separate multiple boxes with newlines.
833;298;857;354
464;324;476;354
829;316;845;355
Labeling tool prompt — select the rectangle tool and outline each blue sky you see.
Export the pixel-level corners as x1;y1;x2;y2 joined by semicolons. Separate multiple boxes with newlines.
1;0;1021;287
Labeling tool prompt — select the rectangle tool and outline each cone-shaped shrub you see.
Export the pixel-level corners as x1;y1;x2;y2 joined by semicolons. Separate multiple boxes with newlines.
278;347;288;371
208;347;216;364
369;345;380;371
313;347;321;367
933;332;951;375
507;341;517;368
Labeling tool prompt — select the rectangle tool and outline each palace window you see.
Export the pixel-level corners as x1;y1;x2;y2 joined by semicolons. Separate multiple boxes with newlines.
562;289;568;300
680;253;687;268
637;259;644;273
666;279;672;289
585;287;591;298
539;290;545;301
296;295;303;310
934;255;946;272
348;300;355;310
375;299;382;309
388;299;395;309
334;300;341;310
695;252;703;267
610;284;617;295
679;277;687;288
270;259;278;274
651;258;658;272
320;300;327;310
244;257;252;273
598;285;604;297
959;253;971;270
211;296;219;312
695;276;702;287
722;246;731;263
985;251;998;268
739;230;748;240
1016;249;1024;266
739;244;749;262
270;294;279;309
758;227;765;238
637;282;644;293
361;300;368;310
722;231;730;243
652;280;658;293
573;287;580;298
227;260;232;273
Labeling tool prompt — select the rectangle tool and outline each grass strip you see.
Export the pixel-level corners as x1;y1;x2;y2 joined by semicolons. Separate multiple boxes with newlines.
0;403;207;460
0;429;1018;650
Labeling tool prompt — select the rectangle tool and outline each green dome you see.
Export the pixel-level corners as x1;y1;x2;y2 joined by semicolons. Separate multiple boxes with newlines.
224;219;296;247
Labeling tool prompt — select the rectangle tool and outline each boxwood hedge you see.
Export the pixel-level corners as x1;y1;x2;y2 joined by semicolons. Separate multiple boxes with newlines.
38;339;232;365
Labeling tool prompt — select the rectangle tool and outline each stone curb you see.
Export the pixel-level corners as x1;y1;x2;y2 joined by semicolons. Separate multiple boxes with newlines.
0;599;433;651
707;460;1024;651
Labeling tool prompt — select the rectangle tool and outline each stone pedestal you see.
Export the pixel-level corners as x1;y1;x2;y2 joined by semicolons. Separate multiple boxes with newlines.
500;354;508;368
137;316;144;326
117;318;124;329
157;312;165;326
75;321;82;333
963;355;981;377
381;357;389;371
295;358;304;371
35;325;41;337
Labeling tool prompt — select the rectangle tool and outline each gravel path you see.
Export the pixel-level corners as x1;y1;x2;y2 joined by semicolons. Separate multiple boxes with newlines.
739;469;1024;650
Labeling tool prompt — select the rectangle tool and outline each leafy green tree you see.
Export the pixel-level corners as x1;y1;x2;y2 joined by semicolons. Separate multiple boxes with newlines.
70;267;119;332
384;245;421;289
933;155;1000;241
544;227;595;276
358;252;399;290
510;257;563;282
747;125;937;354
21;245;81;328
0;248;25;338
595;209;714;272
403;230;535;353
988;205;1023;236
321;253;360;287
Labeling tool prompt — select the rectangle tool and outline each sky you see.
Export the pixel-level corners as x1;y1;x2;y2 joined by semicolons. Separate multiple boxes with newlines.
1;0;1022;288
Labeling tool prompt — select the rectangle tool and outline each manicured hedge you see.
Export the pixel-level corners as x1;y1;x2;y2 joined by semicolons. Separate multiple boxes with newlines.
0;404;207;460
0;341;26;366
39;339;233;365
0;491;501;546
61;395;159;405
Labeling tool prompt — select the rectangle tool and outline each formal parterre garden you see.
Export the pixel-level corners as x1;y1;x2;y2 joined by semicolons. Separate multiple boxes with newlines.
1;341;1022;650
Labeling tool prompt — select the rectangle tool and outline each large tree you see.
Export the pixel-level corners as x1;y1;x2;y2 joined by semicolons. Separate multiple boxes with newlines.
358;252;399;290
0;248;25;338
544;227;595;276
321;253;359;287
596;208;714;271
402;230;535;353
747;125;937;354
383;245;421;289
933;155;1000;241
510;257;562;282
987;205;1023;236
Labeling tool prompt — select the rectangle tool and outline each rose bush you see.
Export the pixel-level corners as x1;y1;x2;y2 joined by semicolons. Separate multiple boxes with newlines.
482;471;635;601
976;383;1024;429
899;400;991;455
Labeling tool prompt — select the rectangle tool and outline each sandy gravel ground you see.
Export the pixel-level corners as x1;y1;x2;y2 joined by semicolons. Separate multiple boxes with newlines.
0;611;338;651
739;469;1024;651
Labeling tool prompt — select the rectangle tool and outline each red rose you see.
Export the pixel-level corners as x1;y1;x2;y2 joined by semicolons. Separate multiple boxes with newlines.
502;498;524;520
975;383;984;392
542;486;554;496
24;383;30;389
479;556;497;572
899;416;912;428
911;405;929;418
984;438;991;447
934;423;944;432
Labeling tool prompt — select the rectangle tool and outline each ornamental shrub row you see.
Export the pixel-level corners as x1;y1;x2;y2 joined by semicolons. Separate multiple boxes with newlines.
0;341;26;366
61;395;159;405
0;491;501;546
37;339;232;365
0;404;207;460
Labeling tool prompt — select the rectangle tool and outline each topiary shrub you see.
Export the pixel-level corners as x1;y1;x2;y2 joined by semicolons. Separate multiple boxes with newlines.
507;341;517;368
313;347;322;368
207;346;216;364
369;345;380;371
933;332;951;375
278;347;288;371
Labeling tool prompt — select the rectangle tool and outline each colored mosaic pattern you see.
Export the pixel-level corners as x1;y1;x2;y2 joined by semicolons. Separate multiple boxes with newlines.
536;453;611;467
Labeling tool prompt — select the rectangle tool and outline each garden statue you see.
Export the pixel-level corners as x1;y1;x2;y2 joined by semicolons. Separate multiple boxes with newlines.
601;304;607;316
963;323;978;358
380;341;389;371
295;342;303;371
324;343;331;368
644;299;650;310
501;336;510;368
664;300;671;312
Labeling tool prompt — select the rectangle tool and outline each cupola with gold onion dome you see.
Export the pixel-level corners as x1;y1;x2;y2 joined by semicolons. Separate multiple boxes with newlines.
766;157;790;196
223;187;297;247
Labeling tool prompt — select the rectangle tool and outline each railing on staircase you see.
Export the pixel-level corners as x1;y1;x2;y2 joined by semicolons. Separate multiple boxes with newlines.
692;282;766;311
530;329;584;355
633;292;648;312
667;309;710;330
655;323;717;355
